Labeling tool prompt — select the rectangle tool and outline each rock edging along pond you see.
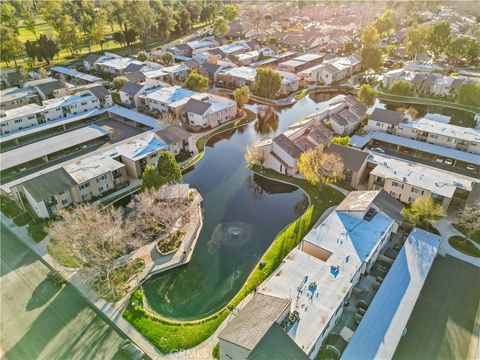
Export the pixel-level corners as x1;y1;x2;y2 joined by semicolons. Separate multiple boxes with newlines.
123;166;345;353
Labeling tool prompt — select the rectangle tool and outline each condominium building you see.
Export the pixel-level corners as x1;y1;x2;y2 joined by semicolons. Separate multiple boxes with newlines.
219;191;403;360
0;90;103;135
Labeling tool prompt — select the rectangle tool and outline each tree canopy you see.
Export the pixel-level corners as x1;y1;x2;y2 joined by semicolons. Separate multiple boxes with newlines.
458;82;480;108
358;84;376;106
157;151;182;185
298;148;344;185
213;17;230;36
233;86;250;110
184;71;209;92
389;79;412;96
255;67;281;99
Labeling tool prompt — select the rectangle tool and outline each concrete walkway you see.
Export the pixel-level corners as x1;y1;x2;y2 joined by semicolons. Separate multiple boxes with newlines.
327;183;350;196
435;218;480;267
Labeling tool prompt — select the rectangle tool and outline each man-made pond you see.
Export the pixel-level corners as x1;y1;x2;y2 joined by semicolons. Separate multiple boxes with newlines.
142;92;347;321
142;90;474;321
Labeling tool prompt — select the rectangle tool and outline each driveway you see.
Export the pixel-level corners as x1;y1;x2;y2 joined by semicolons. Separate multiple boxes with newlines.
0;224;129;360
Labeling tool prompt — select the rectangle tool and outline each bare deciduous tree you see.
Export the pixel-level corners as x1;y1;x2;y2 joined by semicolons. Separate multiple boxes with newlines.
48;204;134;300
159;111;178;125
126;187;189;245
245;145;265;167
456;201;480;239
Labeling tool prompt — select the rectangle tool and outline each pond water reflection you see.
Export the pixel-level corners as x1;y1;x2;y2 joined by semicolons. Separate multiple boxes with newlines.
141;91;347;320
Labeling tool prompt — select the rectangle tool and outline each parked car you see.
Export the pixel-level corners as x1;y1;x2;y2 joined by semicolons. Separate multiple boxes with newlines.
444;158;454;165
371;147;385;153
435;157;444;163
119;340;144;360
466;164;476;171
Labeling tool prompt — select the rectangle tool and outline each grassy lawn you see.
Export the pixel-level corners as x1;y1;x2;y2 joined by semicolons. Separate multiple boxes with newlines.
2;21;208;70
453;224;480;245
123;165;345;353
182;108;257;170
448;236;480;258
394;255;480;360
0;195;49;241
377;89;480;113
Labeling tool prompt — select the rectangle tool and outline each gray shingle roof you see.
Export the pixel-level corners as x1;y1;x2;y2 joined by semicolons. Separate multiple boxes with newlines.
372;189;404;223
21;167;76;202
218;294;291;350
247;323;309;360
370;108;405;126
124;71;147;83
273;134;303;159
87;84;109;100
202;63;222;76
124;62;144;74
181;98;211;116
327;143;369;172
156;124;191;144
84;53;102;65
35;79;63;97
119;81;144;96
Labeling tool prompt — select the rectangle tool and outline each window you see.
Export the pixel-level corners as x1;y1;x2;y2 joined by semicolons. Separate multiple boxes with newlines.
81;102;88;106
376;122;382;126
411;188;423;195
429;134;438;139
14;119;23;123
392;181;402;188
79;182;90;190
96;175;107;182
81;192;92;201
390;191;397;197
61;199;69;205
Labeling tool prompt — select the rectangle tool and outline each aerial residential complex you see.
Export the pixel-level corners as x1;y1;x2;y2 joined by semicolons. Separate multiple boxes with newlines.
1;2;479;360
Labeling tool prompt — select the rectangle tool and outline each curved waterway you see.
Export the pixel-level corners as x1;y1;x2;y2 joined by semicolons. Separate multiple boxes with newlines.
142;92;346;320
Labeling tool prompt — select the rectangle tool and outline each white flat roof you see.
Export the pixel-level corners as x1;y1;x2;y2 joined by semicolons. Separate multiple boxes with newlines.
369;153;476;198
400;118;480;143
113;131;167;161
259;248;352;355
107;105;163;130
370;132;480;165
304;209;394;271
1;103;44;122
64;151;124;184
50;66;103;83
1;125;110;170
144;86;198;108
342;228;441;360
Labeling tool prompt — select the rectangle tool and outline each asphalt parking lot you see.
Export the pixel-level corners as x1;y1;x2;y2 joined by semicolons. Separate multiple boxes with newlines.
95;118;145;144
0;224;129;360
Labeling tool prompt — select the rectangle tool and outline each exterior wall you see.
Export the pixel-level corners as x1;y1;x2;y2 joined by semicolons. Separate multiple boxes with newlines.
271;142;297;169
187;112;208;127
330;120;347;135
368;174;453;209
119;91;135;107
207;103;237;127
23;188;50;219
219;339;250;360
367;119;391;133
468;142;479;154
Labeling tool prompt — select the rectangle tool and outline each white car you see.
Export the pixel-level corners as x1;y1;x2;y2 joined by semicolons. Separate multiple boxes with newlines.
466;164;476;171
371;147;385;153
444;159;454;165
119;340;144;360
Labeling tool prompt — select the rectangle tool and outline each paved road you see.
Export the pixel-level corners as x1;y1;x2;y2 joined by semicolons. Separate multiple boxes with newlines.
0;224;129;360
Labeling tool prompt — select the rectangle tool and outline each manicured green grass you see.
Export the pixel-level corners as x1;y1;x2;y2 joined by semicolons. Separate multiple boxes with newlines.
293;89;308;101
377;88;480;113
123;165;344;352
453;224;480;245
2;22;209;70
448;236;480;258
